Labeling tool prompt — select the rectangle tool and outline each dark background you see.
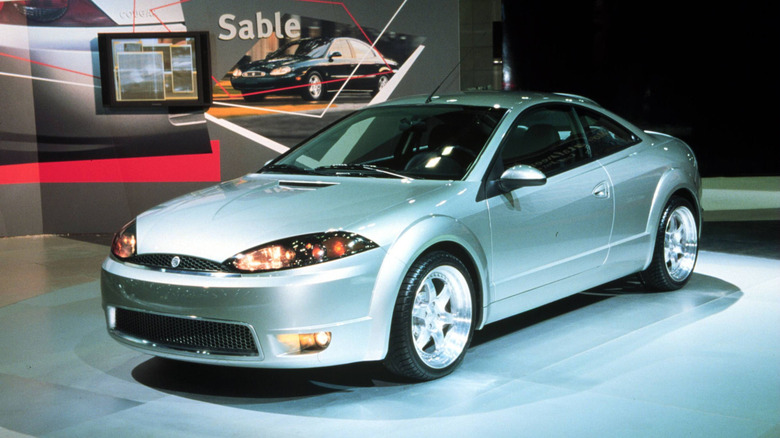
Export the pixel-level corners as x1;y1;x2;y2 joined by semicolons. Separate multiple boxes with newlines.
502;1;779;177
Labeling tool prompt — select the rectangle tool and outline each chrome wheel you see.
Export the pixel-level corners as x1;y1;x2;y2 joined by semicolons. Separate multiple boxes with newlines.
372;75;389;96
306;73;323;100
377;75;389;89
411;265;472;369
385;251;475;380
640;196;699;291
664;205;698;281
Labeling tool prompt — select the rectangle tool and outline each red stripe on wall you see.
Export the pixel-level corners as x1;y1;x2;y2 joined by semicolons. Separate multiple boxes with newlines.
0;140;220;184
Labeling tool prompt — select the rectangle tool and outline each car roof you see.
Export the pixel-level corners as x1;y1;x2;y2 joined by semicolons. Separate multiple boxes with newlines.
377;90;602;111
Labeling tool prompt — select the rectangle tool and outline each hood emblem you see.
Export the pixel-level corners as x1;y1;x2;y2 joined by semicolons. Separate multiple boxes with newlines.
171;256;181;268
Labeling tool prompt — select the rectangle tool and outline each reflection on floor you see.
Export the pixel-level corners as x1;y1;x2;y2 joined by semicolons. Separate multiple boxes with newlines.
1;222;778;437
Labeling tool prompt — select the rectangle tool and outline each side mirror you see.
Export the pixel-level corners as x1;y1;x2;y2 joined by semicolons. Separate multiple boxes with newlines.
498;164;547;192
328;51;342;61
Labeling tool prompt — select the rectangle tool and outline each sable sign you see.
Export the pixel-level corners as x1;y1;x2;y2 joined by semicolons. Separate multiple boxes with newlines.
218;12;301;40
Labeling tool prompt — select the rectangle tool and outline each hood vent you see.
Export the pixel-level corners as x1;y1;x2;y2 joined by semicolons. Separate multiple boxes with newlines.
277;180;338;190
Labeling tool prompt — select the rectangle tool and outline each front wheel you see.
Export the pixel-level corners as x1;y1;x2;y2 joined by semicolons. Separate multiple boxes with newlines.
640;196;699;291
301;72;327;101
384;251;475;381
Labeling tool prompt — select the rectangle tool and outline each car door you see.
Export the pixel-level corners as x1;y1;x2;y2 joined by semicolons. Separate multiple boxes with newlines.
325;38;356;88
487;104;614;302
348;39;383;90
573;106;652;272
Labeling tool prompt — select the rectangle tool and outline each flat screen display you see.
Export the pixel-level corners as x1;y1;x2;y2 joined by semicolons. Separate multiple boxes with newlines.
98;32;212;107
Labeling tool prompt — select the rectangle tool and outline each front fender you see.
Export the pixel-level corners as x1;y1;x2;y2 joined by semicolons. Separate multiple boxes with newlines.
362;215;491;360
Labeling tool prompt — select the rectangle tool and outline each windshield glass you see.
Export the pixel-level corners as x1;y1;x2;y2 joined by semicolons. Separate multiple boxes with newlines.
266;39;328;60
265;105;506;180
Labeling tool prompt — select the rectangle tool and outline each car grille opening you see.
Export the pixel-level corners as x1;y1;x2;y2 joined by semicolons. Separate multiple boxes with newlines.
112;307;259;356
125;254;230;273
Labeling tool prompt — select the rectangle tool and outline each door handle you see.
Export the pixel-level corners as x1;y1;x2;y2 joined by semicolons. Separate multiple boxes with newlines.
592;182;610;199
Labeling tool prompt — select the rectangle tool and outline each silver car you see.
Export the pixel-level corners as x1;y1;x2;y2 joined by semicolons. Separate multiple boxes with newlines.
102;91;701;380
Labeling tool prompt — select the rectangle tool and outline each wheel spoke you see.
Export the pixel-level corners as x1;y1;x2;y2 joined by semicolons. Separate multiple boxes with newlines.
423;278;436;301
412;304;427;320
430;328;445;350
414;326;431;350
434;283;452;311
438;310;456;326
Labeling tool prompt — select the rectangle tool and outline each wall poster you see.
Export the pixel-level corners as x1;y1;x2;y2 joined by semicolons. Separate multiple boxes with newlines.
0;0;458;236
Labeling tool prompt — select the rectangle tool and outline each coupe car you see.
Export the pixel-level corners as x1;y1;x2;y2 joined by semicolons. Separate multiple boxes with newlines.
230;37;397;101
102;91;701;381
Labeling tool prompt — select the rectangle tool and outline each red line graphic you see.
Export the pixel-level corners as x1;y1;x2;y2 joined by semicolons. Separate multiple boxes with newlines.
149;0;190;32
216;71;393;99
0;52;99;79
0;141;221;185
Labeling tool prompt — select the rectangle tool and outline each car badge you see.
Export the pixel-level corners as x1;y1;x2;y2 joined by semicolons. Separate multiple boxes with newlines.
171;256;181;268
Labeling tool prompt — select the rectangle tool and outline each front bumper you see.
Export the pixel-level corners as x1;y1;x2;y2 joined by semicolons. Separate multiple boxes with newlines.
101;248;395;368
230;74;303;94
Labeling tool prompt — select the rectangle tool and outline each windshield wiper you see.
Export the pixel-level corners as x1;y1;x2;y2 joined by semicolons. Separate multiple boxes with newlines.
314;164;411;179
261;164;319;175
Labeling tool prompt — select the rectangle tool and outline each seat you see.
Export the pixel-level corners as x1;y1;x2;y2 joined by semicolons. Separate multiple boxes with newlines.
501;123;560;166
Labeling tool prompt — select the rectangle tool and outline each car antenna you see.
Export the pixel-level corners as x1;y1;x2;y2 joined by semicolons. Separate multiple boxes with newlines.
425;61;461;103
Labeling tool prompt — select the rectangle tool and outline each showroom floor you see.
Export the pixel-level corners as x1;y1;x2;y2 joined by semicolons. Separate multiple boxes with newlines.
1;180;778;438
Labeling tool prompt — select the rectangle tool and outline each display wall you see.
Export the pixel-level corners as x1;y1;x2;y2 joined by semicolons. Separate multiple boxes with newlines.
0;0;459;237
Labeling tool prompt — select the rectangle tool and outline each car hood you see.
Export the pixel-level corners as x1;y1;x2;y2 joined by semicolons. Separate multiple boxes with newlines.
247;57;306;71
135;174;447;261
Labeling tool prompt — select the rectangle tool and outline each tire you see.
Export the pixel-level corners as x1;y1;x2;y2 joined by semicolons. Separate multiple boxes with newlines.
301;72;326;101
371;74;389;96
640;196;699;291
384;251;475;381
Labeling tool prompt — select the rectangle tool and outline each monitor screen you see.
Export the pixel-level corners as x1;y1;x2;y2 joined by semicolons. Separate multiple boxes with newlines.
98;32;212;107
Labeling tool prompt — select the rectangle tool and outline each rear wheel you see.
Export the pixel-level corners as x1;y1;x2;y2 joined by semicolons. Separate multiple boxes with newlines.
384;251;475;381
371;74;389;96
640;196;699;291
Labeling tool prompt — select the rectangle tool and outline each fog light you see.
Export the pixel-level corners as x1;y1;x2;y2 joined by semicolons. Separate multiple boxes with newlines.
276;332;331;354
300;332;331;351
315;332;331;348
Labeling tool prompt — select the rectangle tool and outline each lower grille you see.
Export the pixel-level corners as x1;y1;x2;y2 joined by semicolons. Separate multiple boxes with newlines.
113;307;259;356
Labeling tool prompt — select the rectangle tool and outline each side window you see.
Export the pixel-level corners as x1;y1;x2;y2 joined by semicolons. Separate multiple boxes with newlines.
350;40;376;60
500;106;591;175
577;108;640;157
328;39;352;58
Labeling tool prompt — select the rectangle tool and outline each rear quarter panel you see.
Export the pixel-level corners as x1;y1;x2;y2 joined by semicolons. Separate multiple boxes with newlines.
599;131;701;274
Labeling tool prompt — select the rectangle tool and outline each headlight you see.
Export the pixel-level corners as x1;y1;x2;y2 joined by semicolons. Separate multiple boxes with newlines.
269;66;292;76
232;68;242;77
111;220;136;259
226;232;378;273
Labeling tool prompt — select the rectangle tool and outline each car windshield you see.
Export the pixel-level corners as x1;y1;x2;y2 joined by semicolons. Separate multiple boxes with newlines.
264;105;507;180
266;39;329;60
